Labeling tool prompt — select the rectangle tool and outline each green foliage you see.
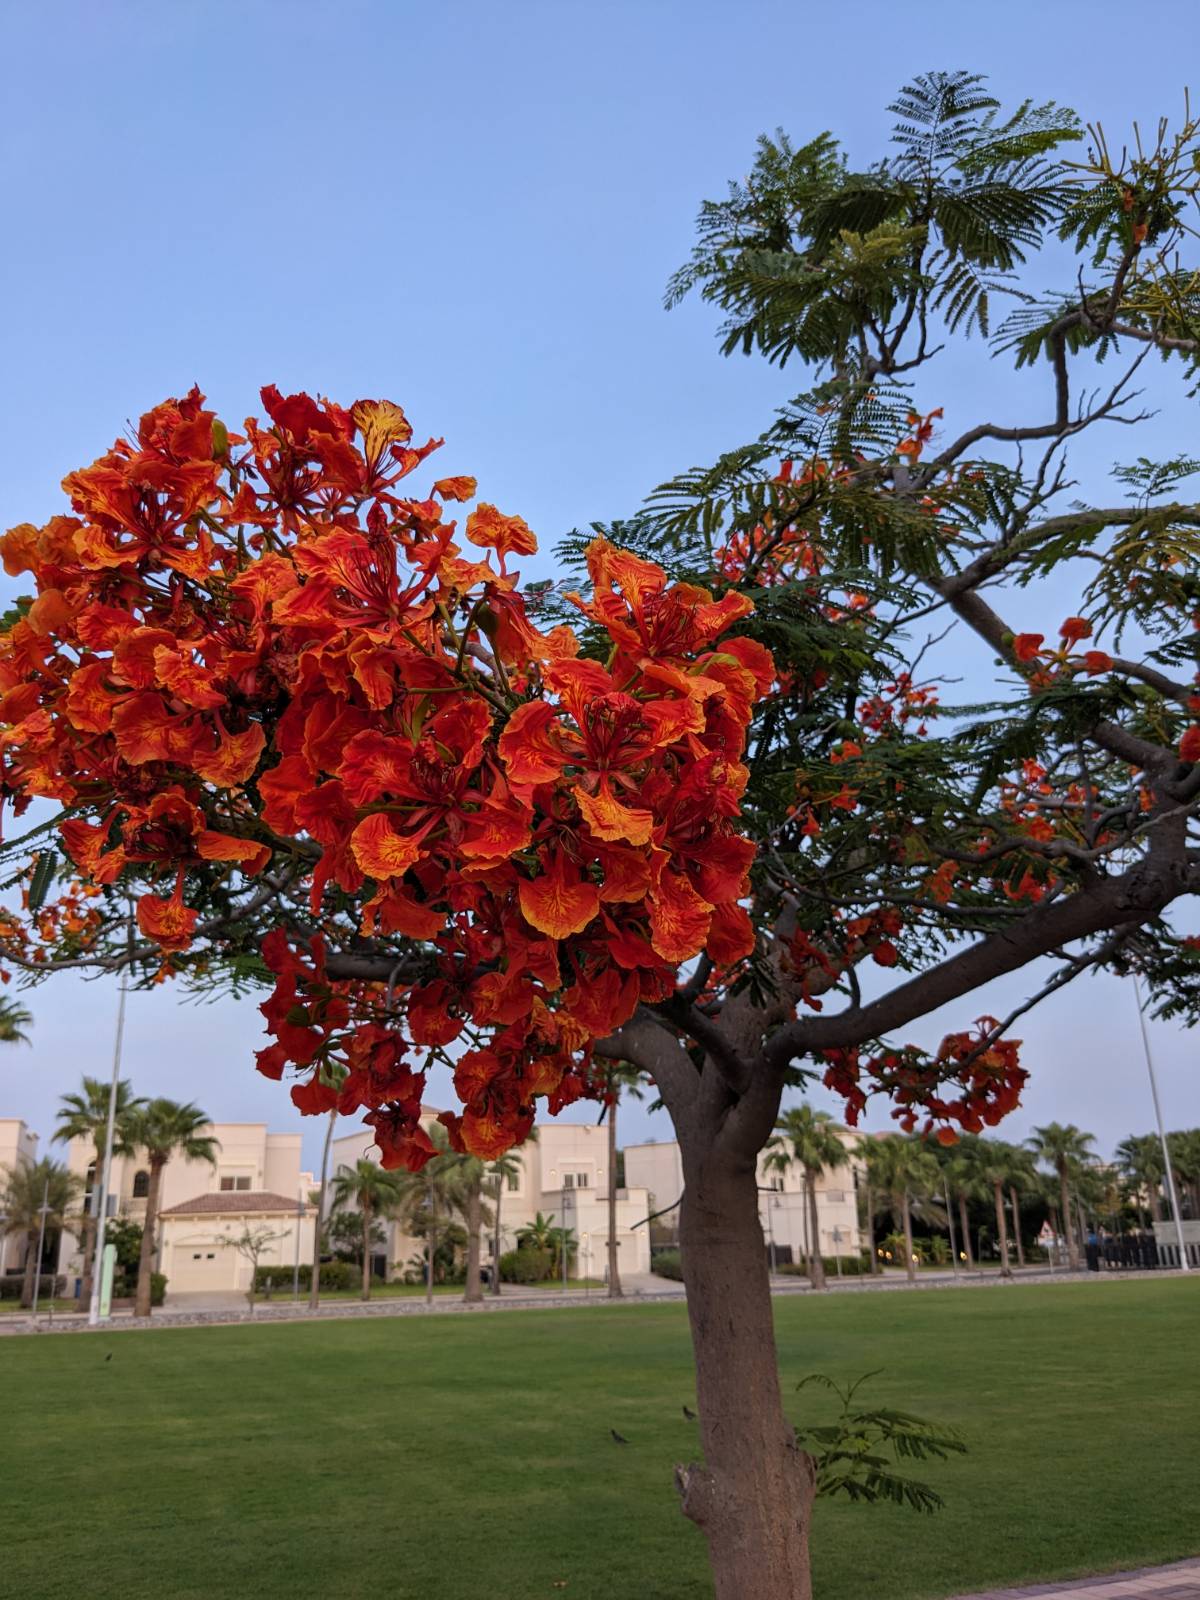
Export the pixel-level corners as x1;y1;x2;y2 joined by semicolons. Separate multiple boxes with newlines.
650;1249;684;1281
0;1273;65;1301
498;1246;553;1284
254;1261;358;1294
796;1371;966;1513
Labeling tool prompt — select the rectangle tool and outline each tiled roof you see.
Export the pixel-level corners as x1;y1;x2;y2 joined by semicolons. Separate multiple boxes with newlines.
158;1191;308;1217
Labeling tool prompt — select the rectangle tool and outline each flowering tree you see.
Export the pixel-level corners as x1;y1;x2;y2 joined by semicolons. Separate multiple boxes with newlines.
4;70;1200;1600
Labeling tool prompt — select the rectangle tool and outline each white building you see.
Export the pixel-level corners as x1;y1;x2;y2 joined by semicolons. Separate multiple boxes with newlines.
0;1117;41;1275
624;1127;863;1268
329;1112;652;1282
54;1121;315;1297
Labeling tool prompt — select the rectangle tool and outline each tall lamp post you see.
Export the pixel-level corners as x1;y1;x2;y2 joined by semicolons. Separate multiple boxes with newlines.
88;941;131;1328
1132;975;1190;1272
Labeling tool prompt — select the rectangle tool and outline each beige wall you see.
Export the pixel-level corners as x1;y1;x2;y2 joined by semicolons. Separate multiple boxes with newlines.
54;1122;311;1286
0;1118;39;1273
162;1208;314;1295
627;1128;864;1266
330;1113;652;1281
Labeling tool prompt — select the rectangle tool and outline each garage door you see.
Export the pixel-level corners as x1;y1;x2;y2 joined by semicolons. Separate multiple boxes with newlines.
170;1241;236;1292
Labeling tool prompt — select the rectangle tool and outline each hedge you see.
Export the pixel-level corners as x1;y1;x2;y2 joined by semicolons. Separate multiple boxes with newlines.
779;1255;874;1278
254;1260;359;1293
651;1250;684;1281
0;1273;65;1301
499;1246;553;1284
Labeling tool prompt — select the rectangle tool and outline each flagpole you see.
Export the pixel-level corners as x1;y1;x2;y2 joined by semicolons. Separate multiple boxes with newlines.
1132;975;1190;1273
88;919;132;1326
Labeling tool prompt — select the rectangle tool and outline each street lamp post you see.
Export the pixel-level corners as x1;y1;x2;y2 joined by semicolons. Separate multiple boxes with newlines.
88;948;130;1329
1133;975;1190;1272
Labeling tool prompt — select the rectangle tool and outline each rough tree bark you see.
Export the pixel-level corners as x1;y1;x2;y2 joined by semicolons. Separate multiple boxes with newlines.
1058;1165;1079;1269
958;1192;974;1269
993;1181;1012;1278
607;1090;623;1298
1009;1185;1025;1269
677;1144;815;1600
360;1198;373;1301
464;1183;483;1302
134;1157;165;1317
805;1170;825;1289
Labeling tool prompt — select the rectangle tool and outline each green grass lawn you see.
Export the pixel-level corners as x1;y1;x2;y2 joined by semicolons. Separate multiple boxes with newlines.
1;1278;1196;1600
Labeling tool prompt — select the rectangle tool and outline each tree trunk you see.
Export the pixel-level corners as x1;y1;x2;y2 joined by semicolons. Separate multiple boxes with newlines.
1149;1183;1163;1224
464;1184;483;1302
902;1191;916;1283
866;1184;879;1274
805;1171;825;1289
425;1193;436;1308
677;1151;815;1600
492;1180;503;1296
1076;1194;1089;1261
994;1181;1012;1278
360;1200;372;1301
20;1227;38;1309
1059;1164;1079;1269
134;1157;165;1317
1009;1185;1025;1268
309;1109;337;1311
607;1091;623;1298
957;1192;974;1268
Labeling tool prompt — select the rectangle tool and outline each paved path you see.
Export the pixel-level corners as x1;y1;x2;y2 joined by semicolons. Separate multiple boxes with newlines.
953;1559;1200;1598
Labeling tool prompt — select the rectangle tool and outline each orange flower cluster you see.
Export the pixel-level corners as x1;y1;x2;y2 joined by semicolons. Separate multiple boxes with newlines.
0;387;773;1166
822;1016;1027;1139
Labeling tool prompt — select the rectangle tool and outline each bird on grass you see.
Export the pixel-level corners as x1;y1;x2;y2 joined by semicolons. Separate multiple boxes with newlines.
104;1353;113;1363
610;1428;630;1444
682;1404;696;1421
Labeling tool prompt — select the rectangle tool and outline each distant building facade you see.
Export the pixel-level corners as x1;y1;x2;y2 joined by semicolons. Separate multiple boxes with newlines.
624;1127;864;1267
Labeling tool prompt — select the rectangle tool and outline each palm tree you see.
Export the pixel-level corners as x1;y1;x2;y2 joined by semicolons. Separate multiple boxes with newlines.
1005;1144;1037;1268
53;1076;143;1301
1;1159;83;1307
517;1211;557;1254
0;996;32;1044
943;1135;984;1269
435;1146;499;1303
972;1141;1023;1278
766;1105;847;1289
1167;1129;1200;1217
1027;1123;1095;1270
331;1158;408;1300
126;1099;218;1316
386;1128;467;1304
868;1136;942;1284
309;1109;338;1310
486;1146;525;1297
1115;1134;1165;1227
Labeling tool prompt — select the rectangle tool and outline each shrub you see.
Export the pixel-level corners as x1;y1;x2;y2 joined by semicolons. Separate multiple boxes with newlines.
150;1272;167;1306
253;1260;358;1294
0;1273;64;1301
651;1250;684;1281
499;1246;552;1284
778;1256;873;1278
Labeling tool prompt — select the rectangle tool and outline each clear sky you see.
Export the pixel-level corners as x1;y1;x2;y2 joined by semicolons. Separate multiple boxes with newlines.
1;0;1197;1171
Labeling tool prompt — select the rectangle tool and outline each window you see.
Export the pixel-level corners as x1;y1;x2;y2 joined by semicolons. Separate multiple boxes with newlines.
563;1174;574;1189
576;1172;589;1189
507;1173;520;1192
192;1253;202;1260
132;1170;150;1198
219;1176;252;1192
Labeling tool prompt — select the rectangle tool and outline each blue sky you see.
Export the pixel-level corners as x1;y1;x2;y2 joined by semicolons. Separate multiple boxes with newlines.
1;0;1197;1170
